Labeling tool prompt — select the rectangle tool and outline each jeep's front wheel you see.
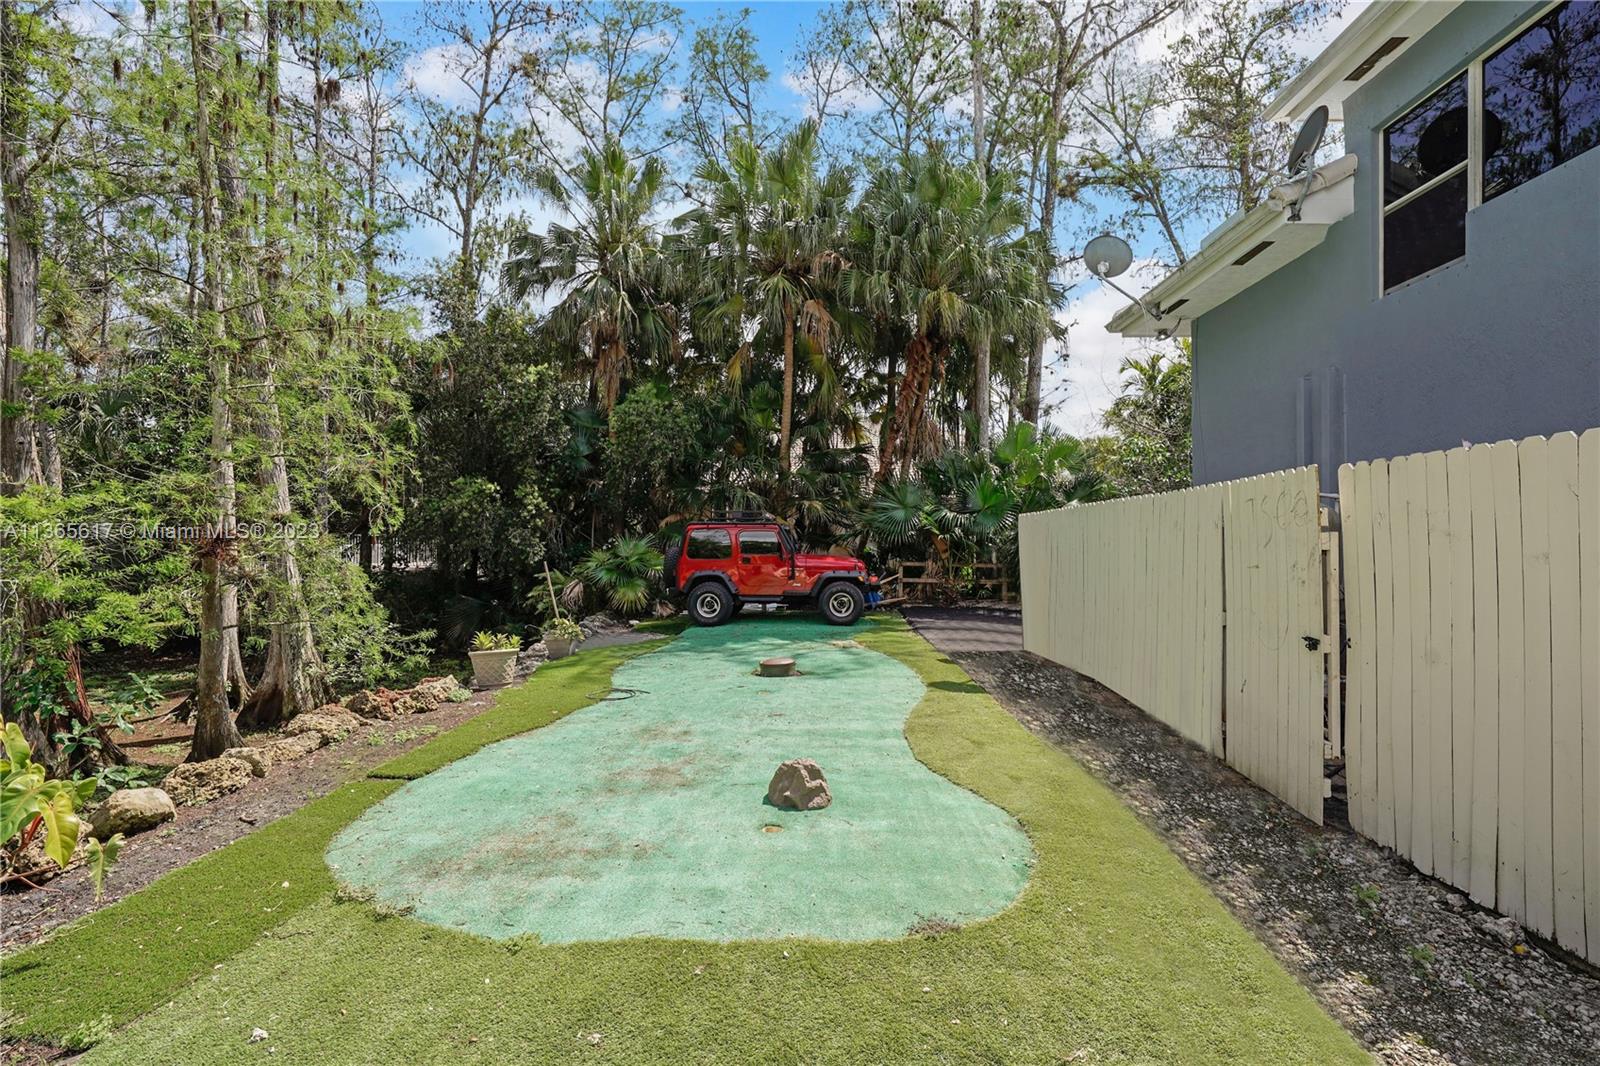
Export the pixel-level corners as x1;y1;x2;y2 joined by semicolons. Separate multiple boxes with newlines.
688;583;735;627
818;582;864;626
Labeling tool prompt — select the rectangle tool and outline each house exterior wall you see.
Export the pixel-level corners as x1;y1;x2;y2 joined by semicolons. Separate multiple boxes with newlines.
1191;0;1600;493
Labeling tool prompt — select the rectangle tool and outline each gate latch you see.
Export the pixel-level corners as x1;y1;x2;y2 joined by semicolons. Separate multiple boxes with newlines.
1302;635;1321;652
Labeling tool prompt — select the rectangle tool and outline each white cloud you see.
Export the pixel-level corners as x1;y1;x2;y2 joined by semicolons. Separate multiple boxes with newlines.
404;41;483;108
61;1;121;39
781;68;879;121
1042;259;1177;438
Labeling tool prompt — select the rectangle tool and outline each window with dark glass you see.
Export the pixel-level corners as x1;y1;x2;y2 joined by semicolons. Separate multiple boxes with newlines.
1383;73;1469;289
1482;1;1600;201
1385;73;1468;203
1379;2;1600;294
738;530;782;556
686;528;731;559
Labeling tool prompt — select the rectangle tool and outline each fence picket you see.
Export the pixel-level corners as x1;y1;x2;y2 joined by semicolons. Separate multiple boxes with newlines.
1579;428;1600;961
1546;432;1583;953
1445;447;1476;889
1467;443;1501;905
1520;436;1555;937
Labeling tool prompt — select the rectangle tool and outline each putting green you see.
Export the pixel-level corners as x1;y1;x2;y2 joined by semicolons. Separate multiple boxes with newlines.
326;617;1032;943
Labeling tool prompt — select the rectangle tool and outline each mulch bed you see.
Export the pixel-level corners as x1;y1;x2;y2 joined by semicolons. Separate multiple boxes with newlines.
937;646;1600;1066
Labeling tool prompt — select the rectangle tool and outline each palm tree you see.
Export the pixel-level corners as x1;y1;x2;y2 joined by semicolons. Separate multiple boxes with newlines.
679;120;853;477
503;140;675;411
846;155;1047;480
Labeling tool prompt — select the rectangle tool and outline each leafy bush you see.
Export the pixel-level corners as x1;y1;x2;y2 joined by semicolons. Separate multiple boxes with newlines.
541;618;584;643
2;721;98;874
469;631;521;652
571;536;664;615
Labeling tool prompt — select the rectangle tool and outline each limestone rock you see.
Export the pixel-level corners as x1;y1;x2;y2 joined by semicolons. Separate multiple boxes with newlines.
410;676;466;710
163;757;253;806
345;688;401;720
222;746;273;777
286;707;364;741
88;787;176;839
766;758;831;811
391;691;433;716
579;612;623;636
264;732;324;761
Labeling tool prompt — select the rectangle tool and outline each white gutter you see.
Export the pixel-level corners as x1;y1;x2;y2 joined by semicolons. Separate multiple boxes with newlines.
1265;1;1461;123
1105;154;1359;339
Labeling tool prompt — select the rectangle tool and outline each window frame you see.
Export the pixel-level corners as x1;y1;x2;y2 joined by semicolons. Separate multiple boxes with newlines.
1378;0;1586;295
685;527;732;560
736;528;784;558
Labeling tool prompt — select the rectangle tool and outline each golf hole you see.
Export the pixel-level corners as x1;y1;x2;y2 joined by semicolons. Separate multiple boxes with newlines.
761;824;784;833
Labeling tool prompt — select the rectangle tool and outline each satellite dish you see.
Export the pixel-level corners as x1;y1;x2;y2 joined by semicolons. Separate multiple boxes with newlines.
1286;105;1328;175
1084;234;1134;279
1083;233;1171;334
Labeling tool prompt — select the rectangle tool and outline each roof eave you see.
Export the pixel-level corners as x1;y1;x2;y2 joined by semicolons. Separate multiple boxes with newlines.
1264;1;1461;123
1105;155;1359;339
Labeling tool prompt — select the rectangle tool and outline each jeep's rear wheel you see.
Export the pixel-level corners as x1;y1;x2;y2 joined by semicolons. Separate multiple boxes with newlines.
689;583;734;626
819;582;864;626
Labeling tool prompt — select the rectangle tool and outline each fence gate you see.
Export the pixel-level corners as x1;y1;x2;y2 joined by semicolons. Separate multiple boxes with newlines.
1221;468;1329;824
1020;466;1330;824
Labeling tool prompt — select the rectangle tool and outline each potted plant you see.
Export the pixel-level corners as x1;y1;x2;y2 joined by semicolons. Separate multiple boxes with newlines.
541;617;583;660
468;631;521;688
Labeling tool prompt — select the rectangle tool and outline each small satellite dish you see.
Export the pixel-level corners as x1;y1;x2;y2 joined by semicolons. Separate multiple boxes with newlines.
1286;105;1329;175
1084;234;1134;279
1083;233;1170;333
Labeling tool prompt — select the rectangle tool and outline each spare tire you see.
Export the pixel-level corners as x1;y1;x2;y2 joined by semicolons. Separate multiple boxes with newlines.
663;541;681;589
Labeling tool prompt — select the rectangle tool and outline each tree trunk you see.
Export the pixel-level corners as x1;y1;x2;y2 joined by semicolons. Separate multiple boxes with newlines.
1025;6;1075;426
237;2;329;729
971;329;991;449
779;299;795;475
1;0;40;493
877;334;932;482
187;0;243;760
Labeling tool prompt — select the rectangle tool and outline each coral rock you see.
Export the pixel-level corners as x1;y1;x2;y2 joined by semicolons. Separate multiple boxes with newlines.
163;758;253;806
89;787;177;839
766;759;831;811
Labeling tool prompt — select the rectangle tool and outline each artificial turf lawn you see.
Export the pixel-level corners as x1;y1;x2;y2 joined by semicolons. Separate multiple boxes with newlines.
328;619;1032;942
0;640;667;1047
370;638;671;780
5;617;1369;1063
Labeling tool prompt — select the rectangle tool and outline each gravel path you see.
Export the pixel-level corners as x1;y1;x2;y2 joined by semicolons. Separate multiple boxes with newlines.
904;608;1600;1066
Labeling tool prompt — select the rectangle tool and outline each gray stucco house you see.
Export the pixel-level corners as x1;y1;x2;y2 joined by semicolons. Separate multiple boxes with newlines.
1108;0;1600;491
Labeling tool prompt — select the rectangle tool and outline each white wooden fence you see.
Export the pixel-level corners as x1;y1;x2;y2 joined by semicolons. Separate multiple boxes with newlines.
1020;485;1224;754
1338;430;1600;962
1220;469;1327;824
1019;466;1327;822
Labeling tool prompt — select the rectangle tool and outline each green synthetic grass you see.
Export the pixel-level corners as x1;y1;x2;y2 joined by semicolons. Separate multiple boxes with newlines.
5;617;1368;1064
369;639;669;780
0;641;663;1047
0;779;400;1048
328;619;1031;942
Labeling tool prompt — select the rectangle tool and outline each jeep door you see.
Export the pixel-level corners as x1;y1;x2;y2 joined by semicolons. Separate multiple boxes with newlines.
734;527;789;597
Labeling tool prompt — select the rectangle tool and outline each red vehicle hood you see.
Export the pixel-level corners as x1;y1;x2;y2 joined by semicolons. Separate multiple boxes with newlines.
794;553;866;571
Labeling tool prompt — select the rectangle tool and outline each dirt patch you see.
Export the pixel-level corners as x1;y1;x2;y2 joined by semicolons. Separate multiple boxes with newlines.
0;688;502;953
935;642;1600;1066
602;756;698;791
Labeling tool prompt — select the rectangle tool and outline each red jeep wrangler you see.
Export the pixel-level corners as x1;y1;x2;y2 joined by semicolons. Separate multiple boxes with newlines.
664;513;882;627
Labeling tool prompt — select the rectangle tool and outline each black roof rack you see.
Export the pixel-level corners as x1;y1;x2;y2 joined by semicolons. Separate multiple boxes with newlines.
701;510;777;523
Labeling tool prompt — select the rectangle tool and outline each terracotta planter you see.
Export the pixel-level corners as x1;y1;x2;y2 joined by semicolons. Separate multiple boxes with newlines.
542;634;577;660
468;647;519;688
